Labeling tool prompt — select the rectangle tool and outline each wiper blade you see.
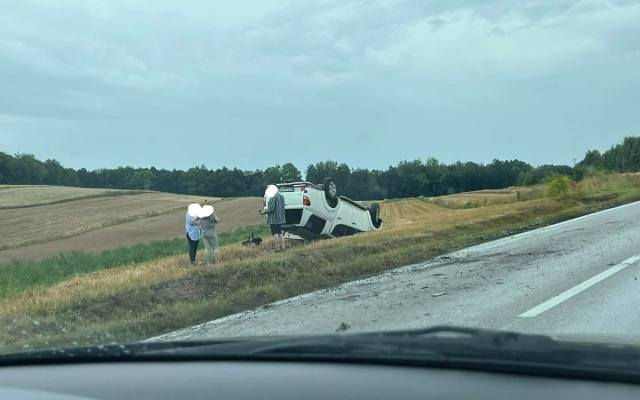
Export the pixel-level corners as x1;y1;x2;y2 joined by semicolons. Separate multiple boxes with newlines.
137;326;476;359
233;326;542;359
239;335;443;360
214;326;640;382
0;339;248;366
382;325;479;337
4;326;640;384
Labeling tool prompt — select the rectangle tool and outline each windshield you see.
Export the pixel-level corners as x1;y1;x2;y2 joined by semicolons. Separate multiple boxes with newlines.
1;0;639;355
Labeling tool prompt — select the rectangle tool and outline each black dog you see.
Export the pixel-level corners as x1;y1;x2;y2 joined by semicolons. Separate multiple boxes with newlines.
242;232;263;246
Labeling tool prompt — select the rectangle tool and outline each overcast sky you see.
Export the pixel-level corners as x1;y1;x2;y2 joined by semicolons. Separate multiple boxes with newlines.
0;0;638;171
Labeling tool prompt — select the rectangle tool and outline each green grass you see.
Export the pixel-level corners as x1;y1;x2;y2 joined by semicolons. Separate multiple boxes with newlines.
0;225;270;300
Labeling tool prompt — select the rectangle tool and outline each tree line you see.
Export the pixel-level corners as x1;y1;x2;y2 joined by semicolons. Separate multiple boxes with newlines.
0;136;636;200
576;136;640;175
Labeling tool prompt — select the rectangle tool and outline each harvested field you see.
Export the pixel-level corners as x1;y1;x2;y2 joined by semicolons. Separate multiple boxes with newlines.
0;185;143;209
426;186;545;208
380;199;443;228
0;188;263;264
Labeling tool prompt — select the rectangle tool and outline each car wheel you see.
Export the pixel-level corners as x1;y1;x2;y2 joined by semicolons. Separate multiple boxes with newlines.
323;177;338;208
369;202;382;227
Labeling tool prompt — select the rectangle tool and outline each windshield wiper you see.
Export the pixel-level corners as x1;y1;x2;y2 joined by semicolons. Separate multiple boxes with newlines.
141;326;640;382
4;326;640;384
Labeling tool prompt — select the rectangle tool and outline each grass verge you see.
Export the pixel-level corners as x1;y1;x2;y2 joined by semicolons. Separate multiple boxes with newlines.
0;225;270;300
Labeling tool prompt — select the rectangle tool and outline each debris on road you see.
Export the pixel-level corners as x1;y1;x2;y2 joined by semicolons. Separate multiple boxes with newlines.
336;322;351;332
431;292;447;297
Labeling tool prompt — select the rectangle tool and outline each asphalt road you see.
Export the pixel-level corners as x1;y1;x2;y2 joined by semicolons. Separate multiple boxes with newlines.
153;201;640;342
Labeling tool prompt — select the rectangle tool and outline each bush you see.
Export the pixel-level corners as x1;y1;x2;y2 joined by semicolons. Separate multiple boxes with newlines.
547;176;573;200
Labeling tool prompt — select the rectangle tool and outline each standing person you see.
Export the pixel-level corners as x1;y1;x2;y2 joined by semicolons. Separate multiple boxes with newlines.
199;205;220;266
186;203;201;265
260;185;286;251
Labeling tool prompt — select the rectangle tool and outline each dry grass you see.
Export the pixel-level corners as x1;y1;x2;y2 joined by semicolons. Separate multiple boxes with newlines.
0;256;187;316
2;174;640;351
574;174;640;200
424;186;545;209
0;244;271;316
380;196;548;232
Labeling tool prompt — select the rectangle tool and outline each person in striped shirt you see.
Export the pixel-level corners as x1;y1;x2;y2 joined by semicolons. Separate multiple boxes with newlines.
260;185;287;251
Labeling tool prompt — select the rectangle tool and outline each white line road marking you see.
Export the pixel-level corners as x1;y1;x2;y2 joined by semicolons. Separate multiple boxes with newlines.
519;254;640;318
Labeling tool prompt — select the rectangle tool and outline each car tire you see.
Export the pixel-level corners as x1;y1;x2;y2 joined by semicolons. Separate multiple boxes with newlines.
323;177;338;208
369;202;382;228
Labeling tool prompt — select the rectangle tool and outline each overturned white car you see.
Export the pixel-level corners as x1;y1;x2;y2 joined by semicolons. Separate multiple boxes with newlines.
271;179;383;240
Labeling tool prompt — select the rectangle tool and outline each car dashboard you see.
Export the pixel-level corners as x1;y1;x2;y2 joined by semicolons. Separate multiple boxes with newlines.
1;361;639;400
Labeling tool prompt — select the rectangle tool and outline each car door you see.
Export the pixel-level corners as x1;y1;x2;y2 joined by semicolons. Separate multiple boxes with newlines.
327;200;359;236
349;205;372;231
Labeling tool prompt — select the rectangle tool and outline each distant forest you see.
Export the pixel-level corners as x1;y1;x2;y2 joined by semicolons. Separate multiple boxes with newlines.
0;136;637;200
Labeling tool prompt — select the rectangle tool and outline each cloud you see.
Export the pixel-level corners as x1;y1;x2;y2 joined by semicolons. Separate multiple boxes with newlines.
0;0;638;169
